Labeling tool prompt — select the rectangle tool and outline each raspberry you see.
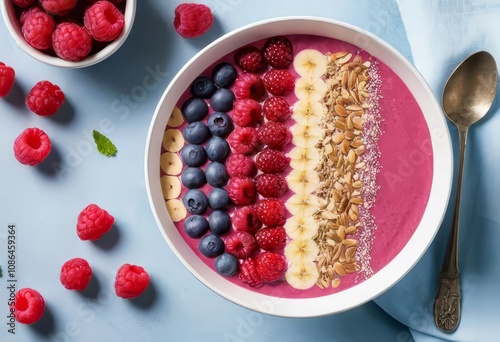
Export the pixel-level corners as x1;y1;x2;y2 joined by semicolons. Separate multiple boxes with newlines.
234;46;266;73
255;148;290;174
26;80;65;116
261;36;293;69
255;173;288;198
230;99;262;127
254;199;286;227
52;22;93;61
257;121;291;149
232;73;266;101
19;6;43;25
256;251;287;282
60;258;92;291
21;11;55;50
225;232;258;259
12;0;36;8
114;264;150;299
255;227;287;251
76;204;115;241
262;96;291;122
13;127;51;166
84;1;125;42
174;3;213;38
41;0;78;16
232;206;262;234
225;153;255;177
263;69;295;96
0;62;15;97
227;177;256;206
11;288;45;324
239;258;262;287
228;126;259;155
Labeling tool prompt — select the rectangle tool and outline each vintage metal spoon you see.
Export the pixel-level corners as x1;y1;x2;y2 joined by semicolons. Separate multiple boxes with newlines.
434;51;497;332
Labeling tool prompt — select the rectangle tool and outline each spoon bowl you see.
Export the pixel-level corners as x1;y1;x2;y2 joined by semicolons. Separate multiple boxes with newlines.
434;51;497;333
443;51;498;128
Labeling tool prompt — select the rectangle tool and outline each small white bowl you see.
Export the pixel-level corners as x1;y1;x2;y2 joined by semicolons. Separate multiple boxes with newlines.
0;0;136;68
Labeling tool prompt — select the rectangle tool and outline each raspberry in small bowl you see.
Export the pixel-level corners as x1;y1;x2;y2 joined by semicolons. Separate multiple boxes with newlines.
0;0;136;68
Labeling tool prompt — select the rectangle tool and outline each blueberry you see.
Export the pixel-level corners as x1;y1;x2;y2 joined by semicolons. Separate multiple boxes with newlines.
190;76;216;98
205;136;230;162
208;188;230;209
181;97;208;122
205;161;228;187
212;62;237;88
215;253;239;276
181;167;206;189
207;112;234;137
208;210;231;235
180;144;207;167
184;215;209;238
199;234;225;258
183;121;210;145
210;88;235;112
182;189;208;215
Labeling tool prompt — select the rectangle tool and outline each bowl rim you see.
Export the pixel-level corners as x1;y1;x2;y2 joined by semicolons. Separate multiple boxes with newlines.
145;16;453;317
0;0;137;68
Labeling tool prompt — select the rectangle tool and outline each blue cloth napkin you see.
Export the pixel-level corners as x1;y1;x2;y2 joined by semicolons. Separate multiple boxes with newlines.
374;1;500;341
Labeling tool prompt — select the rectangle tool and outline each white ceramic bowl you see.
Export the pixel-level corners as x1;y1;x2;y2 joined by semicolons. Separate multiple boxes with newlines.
145;17;453;317
0;0;136;68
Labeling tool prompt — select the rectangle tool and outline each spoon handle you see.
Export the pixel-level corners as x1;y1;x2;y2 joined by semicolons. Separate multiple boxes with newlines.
433;126;468;332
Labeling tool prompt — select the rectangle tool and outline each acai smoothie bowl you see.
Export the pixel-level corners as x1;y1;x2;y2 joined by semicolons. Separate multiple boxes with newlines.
145;17;453;317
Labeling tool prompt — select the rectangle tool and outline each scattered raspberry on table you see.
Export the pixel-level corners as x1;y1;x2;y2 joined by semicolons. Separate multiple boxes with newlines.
13;127;51;166
11;288;45;324
26;80;65;116
76;204;115;241
0;62;15;97
114;264;150;298
60;258;93;291
174;3;213;38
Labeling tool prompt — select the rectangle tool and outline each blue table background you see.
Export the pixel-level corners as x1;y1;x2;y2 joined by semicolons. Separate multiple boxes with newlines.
1;1;418;341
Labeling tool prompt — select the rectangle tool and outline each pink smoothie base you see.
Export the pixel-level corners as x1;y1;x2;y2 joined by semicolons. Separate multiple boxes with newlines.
161;35;433;299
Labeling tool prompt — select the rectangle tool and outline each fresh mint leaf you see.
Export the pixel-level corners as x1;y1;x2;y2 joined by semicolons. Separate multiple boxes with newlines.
93;130;117;157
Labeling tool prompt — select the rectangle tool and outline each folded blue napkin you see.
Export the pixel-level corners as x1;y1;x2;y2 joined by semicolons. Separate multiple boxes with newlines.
374;1;500;341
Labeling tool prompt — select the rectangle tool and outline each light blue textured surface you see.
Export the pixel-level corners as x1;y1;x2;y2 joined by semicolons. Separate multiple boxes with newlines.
0;1;414;341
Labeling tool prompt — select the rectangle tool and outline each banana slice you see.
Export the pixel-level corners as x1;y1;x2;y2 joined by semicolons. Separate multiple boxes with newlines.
286;169;319;195
285;261;319;290
288;147;320;171
165;198;187;222
284;215;318;240
167;106;185;128
293;49;327;80
290;124;322;148
292;100;325;126
284;239;319;264
160;152;183;175
161;175;181;200
162;128;184;152
294;77;329;102
285;193;319;217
